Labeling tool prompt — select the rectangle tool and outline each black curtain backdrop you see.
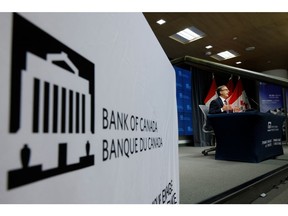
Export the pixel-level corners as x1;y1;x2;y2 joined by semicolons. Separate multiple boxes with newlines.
191;66;212;146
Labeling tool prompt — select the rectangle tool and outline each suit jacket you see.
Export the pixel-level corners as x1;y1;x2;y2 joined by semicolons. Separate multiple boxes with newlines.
209;97;225;114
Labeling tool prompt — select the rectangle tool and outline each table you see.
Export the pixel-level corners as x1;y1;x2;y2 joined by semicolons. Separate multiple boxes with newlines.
207;111;285;162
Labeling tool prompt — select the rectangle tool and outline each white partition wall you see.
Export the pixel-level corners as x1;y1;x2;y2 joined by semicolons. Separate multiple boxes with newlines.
0;13;179;204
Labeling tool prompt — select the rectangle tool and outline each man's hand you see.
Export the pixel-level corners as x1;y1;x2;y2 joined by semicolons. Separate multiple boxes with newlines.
222;104;233;111
233;106;241;113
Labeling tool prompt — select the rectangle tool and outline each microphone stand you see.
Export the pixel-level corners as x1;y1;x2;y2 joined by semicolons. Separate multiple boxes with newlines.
248;97;259;111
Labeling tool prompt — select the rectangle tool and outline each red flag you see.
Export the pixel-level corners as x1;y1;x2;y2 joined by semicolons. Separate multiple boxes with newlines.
204;75;217;107
228;77;251;111
226;75;234;97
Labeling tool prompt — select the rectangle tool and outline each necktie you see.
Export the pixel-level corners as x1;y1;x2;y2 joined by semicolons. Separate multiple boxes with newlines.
224;100;229;113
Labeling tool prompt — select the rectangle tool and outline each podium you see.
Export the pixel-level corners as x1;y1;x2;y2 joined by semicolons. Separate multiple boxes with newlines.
207;111;285;163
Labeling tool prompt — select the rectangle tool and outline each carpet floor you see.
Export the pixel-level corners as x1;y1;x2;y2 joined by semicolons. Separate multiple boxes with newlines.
179;145;288;204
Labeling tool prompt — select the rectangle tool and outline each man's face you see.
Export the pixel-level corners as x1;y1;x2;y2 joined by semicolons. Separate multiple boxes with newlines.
220;86;229;99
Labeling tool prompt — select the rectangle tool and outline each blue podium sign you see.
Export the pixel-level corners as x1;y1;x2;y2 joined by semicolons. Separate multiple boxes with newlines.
208;111;284;163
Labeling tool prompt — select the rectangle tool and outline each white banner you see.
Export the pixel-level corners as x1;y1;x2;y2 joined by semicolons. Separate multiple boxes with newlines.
0;13;179;204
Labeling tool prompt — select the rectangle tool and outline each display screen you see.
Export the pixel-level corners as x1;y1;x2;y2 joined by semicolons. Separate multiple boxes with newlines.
259;82;283;113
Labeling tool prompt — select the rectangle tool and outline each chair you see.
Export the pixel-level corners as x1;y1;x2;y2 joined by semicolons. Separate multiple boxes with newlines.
199;105;216;156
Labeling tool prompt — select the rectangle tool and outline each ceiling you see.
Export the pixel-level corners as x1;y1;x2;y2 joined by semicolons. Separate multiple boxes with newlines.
143;12;288;73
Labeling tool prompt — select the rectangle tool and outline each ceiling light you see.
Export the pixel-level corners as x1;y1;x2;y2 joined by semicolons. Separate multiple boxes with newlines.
218;51;236;59
169;26;205;44
156;19;166;25
205;51;212;56
245;46;255;51
206;45;213;49
236;61;242;64
211;50;239;61
177;28;200;40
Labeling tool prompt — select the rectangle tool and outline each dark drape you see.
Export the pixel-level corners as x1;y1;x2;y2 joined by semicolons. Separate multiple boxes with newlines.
191;66;214;146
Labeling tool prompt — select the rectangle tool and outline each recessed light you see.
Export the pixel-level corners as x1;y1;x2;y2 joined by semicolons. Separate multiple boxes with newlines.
205;51;212;56
245;46;255;51
218;51;235;59
156;19;166;25
176;28;201;40
211;50;239;61
205;45;213;49
169;26;205;44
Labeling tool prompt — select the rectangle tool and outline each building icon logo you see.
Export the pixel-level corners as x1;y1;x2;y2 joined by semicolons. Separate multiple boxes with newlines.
7;13;95;189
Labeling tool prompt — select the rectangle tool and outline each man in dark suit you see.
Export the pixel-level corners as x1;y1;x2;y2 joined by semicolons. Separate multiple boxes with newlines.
209;85;234;114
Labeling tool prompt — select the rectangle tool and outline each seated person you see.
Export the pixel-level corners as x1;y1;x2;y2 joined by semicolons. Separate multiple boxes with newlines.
209;85;240;114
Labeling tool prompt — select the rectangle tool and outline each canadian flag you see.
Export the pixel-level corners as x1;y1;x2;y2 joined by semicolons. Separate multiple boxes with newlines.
226;75;234;97
204;75;217;107
228;77;251;110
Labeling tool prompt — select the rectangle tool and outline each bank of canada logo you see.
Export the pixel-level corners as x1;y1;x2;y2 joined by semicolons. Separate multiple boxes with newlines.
7;13;95;189
267;121;279;132
268;121;272;129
